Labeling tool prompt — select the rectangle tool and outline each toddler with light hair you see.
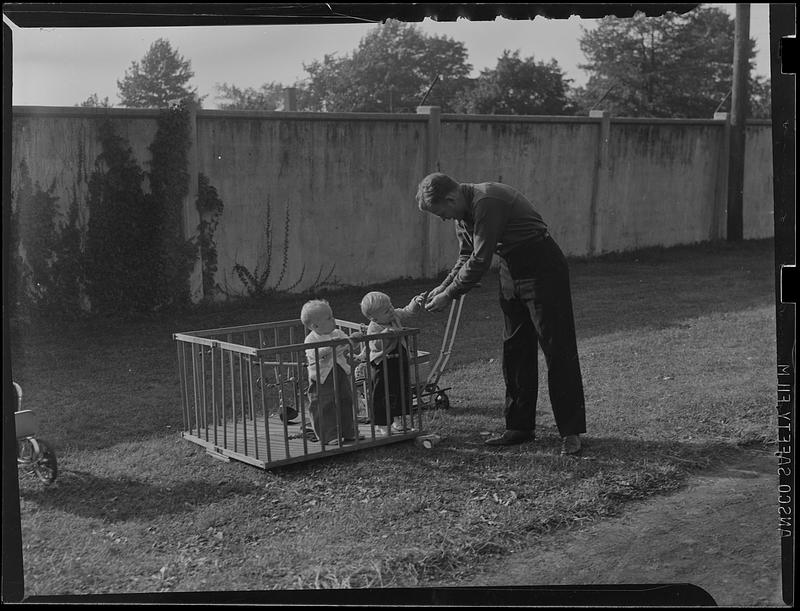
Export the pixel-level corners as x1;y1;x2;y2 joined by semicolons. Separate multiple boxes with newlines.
300;299;358;445
359;290;425;435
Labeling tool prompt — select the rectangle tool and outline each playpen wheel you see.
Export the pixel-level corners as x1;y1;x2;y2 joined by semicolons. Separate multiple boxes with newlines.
434;392;450;410
33;440;58;485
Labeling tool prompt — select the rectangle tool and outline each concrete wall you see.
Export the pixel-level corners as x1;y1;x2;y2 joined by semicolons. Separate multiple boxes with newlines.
10;106;774;304
597;119;724;252
195;111;434;293
743;123;775;239
10;107;161;226
438;116;602;257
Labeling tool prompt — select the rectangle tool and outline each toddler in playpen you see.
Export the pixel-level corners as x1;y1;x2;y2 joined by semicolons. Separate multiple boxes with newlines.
358;291;425;435
301;299;359;445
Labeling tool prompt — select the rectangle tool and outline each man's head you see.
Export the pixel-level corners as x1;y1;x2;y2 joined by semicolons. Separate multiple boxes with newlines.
416;173;466;221
301;299;336;334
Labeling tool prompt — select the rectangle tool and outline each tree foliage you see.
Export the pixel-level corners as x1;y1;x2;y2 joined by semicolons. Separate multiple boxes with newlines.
576;7;770;118
301;20;472;112
147;103;196;308
85;111;196;314
117;38;204;108
9;162;86;316
214;82;286;110
454;50;574;115
85;121;156;312
79;93;112;108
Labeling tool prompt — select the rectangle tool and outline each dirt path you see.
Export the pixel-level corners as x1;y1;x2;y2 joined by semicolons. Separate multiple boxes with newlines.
456;448;787;607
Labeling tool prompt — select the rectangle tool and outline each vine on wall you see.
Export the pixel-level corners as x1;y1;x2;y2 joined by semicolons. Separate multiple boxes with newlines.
231;199;302;298
196;173;224;299
228;198;335;299
83;105;197;314
84;119;156;313
9;160;84;317
12;104;347;316
148;102;197;309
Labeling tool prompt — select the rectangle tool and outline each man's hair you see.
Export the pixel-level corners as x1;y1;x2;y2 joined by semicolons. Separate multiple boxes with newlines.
360;291;392;318
300;299;331;326
416;172;459;211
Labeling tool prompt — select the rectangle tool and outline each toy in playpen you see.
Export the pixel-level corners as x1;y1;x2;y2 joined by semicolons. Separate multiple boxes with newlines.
13;382;58;485
173;295;465;470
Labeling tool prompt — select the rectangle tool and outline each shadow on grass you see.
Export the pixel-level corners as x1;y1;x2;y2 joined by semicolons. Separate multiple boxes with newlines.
18;468;258;523
466;240;774;342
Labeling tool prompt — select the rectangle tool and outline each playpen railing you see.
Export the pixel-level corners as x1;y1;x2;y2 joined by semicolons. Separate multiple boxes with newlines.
174;322;424;469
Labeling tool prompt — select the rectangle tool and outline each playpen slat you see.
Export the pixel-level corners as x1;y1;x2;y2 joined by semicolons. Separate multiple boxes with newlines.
220;346;227;448
258;358;272;463
246;356;257;460
228;341;236;453
191;346;201;438
211;346;218;445
237;352;246;455
177;342;189;433
276;351;294;458
200;347;208;441
295;348;310;455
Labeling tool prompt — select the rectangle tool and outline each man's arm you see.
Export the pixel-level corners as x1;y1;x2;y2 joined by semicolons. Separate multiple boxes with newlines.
443;200;504;299
429;222;472;297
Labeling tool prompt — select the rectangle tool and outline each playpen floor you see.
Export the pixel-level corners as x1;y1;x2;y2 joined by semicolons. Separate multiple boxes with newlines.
182;415;421;469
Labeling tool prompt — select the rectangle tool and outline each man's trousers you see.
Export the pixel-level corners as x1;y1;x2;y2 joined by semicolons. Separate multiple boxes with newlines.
498;234;586;436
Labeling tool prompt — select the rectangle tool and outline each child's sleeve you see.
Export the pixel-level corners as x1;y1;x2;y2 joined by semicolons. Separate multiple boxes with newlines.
305;332;331;362
304;333;316;362
366;321;384;359
395;299;421;324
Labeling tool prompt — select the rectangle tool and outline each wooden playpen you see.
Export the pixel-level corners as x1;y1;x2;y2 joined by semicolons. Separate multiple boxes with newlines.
174;318;429;469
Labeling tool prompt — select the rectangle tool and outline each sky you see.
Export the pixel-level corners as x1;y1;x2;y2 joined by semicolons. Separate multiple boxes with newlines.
4;4;773;110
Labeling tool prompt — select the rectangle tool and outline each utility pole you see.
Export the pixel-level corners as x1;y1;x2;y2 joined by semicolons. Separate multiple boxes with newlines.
727;3;750;241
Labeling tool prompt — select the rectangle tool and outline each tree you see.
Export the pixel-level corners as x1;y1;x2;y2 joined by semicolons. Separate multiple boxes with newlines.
79;93;111;108
117;38;204;108
576;6;768;118
214;82;286;110
301;20;472;112
453;50;574;115
748;76;771;119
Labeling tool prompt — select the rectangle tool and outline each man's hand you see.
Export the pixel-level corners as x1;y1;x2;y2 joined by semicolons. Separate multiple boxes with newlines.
425;291;452;312
426;286;444;300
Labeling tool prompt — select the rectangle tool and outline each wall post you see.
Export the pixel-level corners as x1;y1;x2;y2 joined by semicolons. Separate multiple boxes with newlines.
416;105;441;278
727;3;750;241
713;112;731;240
588;109;611;255
283;87;298;111
184;102;203;303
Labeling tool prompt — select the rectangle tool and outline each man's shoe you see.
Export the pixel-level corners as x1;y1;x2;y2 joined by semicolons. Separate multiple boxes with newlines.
484;430;533;446
561;434;582;456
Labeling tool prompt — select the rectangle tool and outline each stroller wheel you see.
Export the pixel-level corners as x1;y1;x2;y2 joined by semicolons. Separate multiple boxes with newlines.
434;392;450;410
17;438;36;465
33;439;58;485
279;406;299;424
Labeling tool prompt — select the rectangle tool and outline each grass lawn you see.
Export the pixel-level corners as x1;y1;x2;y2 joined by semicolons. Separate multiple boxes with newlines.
8;238;777;595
